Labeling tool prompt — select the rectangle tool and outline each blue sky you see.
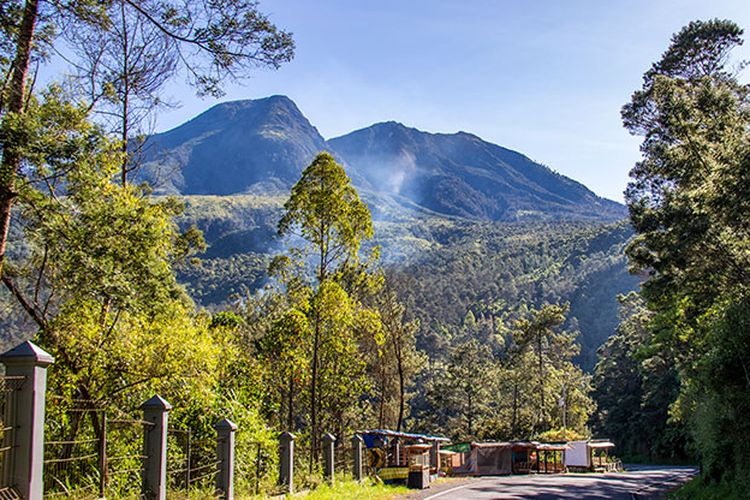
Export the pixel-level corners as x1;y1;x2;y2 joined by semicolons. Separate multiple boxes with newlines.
81;1;750;202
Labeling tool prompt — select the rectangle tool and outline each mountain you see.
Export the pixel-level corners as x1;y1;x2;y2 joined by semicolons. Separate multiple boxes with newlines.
329;122;624;221
138;95;327;195
139;95;625;221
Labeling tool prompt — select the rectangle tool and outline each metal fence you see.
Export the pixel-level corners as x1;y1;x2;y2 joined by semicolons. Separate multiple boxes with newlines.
0;375;26;500
43;400;153;498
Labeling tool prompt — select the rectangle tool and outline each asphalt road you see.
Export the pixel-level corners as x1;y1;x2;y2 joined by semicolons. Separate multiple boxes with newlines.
406;465;698;499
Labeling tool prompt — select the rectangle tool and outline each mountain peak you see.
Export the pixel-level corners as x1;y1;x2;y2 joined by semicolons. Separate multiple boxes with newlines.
140;95;624;221
138;95;326;195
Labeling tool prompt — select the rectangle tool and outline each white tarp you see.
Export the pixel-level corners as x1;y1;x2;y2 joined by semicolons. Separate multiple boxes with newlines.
564;441;591;467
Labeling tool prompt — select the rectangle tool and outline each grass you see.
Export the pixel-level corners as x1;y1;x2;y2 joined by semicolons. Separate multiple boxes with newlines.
225;478;409;499
292;479;410;499
669;476;739;499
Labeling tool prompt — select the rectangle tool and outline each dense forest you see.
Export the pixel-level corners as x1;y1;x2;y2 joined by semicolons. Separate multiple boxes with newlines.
0;1;747;498
593;18;750;496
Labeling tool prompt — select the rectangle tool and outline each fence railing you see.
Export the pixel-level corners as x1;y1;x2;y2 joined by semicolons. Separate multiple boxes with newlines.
0;375;25;500
0;340;243;500
0;340;366;500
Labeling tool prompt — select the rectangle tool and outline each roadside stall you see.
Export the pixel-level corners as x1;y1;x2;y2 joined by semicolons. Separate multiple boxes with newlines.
564;440;616;472
535;443;567;473
406;444;432;489
448;441;537;476
356;429;449;484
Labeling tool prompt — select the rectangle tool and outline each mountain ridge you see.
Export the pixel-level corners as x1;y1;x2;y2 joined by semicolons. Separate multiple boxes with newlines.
138;95;625;221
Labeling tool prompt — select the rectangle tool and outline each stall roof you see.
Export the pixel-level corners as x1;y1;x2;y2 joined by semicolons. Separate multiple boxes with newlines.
405;444;433;451
537;443;568;451
471;441;536;449
357;429;450;443
589;441;615;449
472;441;511;449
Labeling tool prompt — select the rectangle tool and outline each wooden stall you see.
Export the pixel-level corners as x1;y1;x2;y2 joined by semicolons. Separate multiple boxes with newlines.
535;443;567;473
357;429;449;484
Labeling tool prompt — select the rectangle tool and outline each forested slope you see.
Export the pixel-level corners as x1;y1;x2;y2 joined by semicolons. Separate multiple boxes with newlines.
171;194;638;370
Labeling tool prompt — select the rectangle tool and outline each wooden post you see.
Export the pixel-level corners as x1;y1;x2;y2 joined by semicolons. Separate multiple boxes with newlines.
430;441;440;474
255;442;262;496
99;412;107;497
185;429;191;491
0;341;54;500
141;395;171;500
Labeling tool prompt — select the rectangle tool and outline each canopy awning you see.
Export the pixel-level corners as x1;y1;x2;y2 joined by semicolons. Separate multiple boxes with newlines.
589;441;615;449
537;443;568;451
357;429;450;443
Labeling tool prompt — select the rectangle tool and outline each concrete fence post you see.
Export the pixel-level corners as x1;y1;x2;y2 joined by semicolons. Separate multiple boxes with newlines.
0;341;54;500
141;395;171;500
278;432;295;494
351;434;363;482
322;433;335;484
215;418;237;500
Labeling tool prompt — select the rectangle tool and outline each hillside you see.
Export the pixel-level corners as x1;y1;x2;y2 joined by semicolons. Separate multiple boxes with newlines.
138;96;329;195
172;194;638;370
330;122;624;221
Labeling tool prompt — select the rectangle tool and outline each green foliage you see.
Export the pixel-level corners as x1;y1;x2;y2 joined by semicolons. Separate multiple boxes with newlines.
592;293;689;462
261;151;385;468
278;151;374;281
413;304;594;442
536;428;585;443
620;17;750;488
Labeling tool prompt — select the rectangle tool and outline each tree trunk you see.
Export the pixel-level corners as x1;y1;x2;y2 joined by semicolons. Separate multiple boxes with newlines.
396;351;405;433
537;333;545;431
120;0;130;186
287;373;294;431
512;381;518;438
0;0;39;278
310;311;319;473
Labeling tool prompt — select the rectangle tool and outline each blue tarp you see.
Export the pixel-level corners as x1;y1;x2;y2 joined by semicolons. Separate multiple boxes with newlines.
357;429;450;448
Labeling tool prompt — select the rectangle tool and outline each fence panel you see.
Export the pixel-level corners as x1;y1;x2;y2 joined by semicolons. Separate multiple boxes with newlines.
0;376;25;500
42;399;104;499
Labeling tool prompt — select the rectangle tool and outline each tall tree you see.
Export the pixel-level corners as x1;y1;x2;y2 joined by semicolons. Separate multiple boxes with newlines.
513;303;579;433
622;18;750;490
276;151;375;468
373;282;424;432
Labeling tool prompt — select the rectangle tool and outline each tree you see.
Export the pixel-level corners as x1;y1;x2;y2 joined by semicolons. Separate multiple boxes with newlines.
512;303;580;433
372;281;424;432
622;18;750;490
0;0;294;277
443;337;494;440
275;151;376;468
65;1;180;184
0;92;222;478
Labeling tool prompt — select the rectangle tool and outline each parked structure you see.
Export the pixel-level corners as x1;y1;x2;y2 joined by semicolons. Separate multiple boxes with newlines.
447;441;537;476
564;440;617;472
356;429;449;486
